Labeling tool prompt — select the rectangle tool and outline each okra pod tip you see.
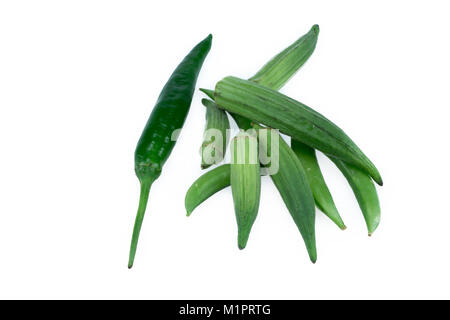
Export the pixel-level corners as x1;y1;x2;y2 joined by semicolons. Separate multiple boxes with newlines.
185;164;231;216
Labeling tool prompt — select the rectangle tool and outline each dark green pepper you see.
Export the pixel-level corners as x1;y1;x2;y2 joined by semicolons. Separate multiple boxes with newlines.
129;34;212;268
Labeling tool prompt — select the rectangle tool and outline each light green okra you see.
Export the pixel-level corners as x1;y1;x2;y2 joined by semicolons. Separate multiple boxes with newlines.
187;25;382;261
291;140;345;230
230;132;261;249
330;158;380;235
185;119;318;262
214;76;383;186
245;25;345;229
189;27;320;260
248;26;381;234
250;24;319;90
185;164;231;216
200;99;230;169
255;124;317;263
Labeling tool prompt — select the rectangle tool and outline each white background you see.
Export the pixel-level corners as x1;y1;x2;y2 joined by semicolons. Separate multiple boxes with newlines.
0;0;449;299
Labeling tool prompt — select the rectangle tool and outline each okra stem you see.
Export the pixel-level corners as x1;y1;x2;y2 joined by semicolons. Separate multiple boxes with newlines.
200;88;215;100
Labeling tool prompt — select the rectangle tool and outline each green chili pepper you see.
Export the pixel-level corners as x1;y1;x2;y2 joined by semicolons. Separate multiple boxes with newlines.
129;34;212;268
200;99;230;169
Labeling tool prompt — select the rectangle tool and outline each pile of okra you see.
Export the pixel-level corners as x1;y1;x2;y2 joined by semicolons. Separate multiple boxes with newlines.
128;25;381;268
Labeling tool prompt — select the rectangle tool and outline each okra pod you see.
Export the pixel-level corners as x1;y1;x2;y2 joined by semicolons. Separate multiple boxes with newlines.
249;27;381;234
214;76;383;186
200;99;230;169
330;158;380;235
230;132;261;249
255;125;317;262
247;28;345;229
250;24;319;90
291;140;346;230
185;164;231;216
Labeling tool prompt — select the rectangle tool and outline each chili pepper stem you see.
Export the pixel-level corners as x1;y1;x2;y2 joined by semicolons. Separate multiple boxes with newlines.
128;178;155;269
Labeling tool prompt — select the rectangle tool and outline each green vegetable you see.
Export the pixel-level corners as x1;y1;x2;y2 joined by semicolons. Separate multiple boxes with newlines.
247;25;380;234
230;132;261;249
255;125;317;262
200;99;230;169
227;110;345;232
214;76;383;186
185;120;318;262
129;34;212;268
249;24;319;90
247;26;345;229
185;164;231;216
330;158;380;235
229;112;253;131
187;25;383;261
291;140;346;230
199;88;215;100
